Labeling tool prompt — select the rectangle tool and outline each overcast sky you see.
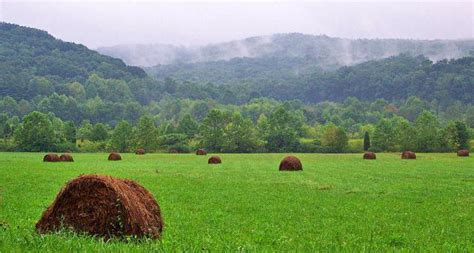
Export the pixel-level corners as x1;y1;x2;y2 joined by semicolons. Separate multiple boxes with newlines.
0;0;472;48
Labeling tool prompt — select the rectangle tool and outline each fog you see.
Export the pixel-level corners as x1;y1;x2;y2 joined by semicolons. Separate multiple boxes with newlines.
0;0;472;48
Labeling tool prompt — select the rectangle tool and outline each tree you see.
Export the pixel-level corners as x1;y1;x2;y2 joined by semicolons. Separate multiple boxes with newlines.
446;121;470;150
110;121;132;152
223;113;259;152
177;114;199;138
265;107;301;152
363;131;370;151
14;111;57;151
63;121;76;143
134;116;157;151
321;124;348;152
392;117;417;151
372;119;396;151
413;110;440;152
77;120;93;141
90;123;108;142
200;110;229;152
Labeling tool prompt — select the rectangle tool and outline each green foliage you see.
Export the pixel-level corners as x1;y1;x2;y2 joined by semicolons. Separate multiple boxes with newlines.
200;110;229;152
176;114;199;138
110;121;132;152
134;116;157;151
363;131;370;151
90;123;108;142
222;113;259;153
14;111;57;151
413;111;441;151
446;121;471;150
63;121;76;143
321;124;348;152
265;107;301;152
372;119;396;151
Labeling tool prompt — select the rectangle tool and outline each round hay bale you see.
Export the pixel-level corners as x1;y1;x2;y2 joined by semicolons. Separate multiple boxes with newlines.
135;148;145;155
279;156;302;171
59;154;74;162
43;153;60;162
401;151;416;159
196;149;207;155
35;174;164;239
108;152;122;161
457;150;469;157
363;152;376;160
208;156;221;164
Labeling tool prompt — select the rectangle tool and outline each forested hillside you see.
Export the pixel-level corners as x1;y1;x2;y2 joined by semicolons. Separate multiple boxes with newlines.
0;23;472;153
0;22;146;101
101;33;474;67
149;54;474;106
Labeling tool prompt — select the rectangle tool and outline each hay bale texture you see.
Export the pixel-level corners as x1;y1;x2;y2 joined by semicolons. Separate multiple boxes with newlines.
457;150;470;157
35;174;164;239
363;152;376;160
135;148;145;155
59;154;74;162
43;153;60;162
208;156;222;164
196;149;207;155
108;152;122;161
279;156;303;171
401;151;416;159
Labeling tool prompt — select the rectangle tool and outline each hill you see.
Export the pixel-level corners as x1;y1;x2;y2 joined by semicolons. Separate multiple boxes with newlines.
0;22;147;100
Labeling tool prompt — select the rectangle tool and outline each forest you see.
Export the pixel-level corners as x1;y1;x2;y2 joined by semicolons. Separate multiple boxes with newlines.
0;22;472;153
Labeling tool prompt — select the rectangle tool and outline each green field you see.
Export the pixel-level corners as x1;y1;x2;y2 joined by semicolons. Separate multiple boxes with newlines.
0;152;473;251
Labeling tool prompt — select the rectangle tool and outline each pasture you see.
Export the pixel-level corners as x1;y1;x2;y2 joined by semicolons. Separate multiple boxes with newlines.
0;152;473;251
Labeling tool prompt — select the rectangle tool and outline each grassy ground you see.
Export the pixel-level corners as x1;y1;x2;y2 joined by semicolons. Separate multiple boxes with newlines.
0;152;473;251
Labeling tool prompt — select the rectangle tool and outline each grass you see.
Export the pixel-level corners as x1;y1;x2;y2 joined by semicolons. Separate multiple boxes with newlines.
0;152;473;251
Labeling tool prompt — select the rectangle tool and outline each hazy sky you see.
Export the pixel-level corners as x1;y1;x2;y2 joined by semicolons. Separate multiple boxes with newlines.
0;0;472;48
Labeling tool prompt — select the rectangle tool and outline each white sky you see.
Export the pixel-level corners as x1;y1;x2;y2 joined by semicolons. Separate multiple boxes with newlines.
0;0;472;48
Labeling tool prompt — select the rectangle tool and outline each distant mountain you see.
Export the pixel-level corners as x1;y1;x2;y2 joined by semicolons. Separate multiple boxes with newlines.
98;33;474;67
0;22;147;100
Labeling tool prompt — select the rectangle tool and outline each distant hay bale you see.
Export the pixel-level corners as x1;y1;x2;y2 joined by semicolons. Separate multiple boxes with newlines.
169;148;178;153
108;152;122;161
43;153;60;162
196;149;207;155
59;154;74;162
363;152;376;160
35;174;164;239
401;151;416;159
457;150;469;157
208;156;222;164
135;148;145;155
279;156;303;171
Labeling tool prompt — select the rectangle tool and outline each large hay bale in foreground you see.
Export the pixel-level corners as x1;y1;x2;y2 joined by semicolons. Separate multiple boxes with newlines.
457;150;470;157
108;152;122;161
135;148;145;155
59;154;74;162
279;156;302;171
401;151;416;159
43;153;60;162
208;156;222;164
363;152;376;160
196;149;207;155
35;174;164;239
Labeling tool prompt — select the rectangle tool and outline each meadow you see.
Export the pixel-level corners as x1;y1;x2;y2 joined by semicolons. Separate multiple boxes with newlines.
0;152;473;251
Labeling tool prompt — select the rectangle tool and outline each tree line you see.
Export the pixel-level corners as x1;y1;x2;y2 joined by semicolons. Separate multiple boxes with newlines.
0;107;470;153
